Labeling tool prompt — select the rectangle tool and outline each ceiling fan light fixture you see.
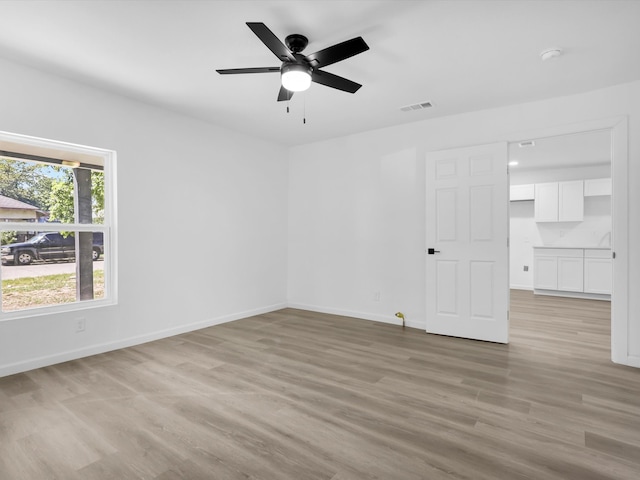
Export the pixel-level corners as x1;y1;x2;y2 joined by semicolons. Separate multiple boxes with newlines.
281;63;311;92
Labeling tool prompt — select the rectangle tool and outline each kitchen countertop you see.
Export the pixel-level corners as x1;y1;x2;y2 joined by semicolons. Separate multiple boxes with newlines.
533;245;611;250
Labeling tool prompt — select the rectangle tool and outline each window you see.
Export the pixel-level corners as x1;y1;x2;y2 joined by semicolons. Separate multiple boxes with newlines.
0;131;116;319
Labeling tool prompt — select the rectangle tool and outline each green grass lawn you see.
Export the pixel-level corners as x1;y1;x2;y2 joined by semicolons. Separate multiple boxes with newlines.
2;271;104;312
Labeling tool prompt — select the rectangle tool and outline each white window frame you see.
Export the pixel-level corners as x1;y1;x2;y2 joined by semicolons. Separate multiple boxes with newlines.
0;130;117;320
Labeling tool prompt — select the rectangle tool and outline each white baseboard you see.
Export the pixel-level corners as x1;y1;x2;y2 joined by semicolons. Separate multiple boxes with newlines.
510;284;533;291
0;302;287;378
2;301;429;378
626;355;640;368
287;302;424;330
613;352;640;368
533;289;611;301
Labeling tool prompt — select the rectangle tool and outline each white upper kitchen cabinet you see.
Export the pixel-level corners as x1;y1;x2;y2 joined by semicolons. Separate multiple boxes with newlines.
534;181;583;222
510;184;535;201
558;180;584;221
534;182;559;221
584;178;612;196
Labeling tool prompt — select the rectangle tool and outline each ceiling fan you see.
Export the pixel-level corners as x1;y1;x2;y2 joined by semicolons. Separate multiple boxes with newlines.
216;22;369;101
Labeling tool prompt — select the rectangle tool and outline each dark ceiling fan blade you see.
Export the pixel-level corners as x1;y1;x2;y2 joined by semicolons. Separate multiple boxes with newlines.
216;67;280;74
311;70;362;93
246;22;295;62
306;37;369;68
277;86;294;102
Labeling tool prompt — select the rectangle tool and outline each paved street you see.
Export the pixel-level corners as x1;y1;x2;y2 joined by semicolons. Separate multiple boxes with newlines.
1;260;104;280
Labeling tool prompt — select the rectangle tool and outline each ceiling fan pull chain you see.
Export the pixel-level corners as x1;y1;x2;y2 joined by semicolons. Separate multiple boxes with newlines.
303;96;306;124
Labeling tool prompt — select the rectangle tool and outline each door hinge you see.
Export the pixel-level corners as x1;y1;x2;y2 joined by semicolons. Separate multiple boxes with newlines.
613;251;616;259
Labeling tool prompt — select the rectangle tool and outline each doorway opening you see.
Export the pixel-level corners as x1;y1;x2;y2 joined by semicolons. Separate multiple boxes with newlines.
508;129;612;353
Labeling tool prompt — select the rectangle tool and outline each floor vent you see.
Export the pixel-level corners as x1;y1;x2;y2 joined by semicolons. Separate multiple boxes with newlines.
400;101;433;112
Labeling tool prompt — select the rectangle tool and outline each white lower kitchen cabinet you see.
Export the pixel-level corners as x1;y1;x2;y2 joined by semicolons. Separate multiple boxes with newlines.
533;255;558;290
557;255;584;292
533;247;610;300
584;249;612;294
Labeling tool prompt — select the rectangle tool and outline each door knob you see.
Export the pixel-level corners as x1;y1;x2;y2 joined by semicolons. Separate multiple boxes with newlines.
428;248;440;255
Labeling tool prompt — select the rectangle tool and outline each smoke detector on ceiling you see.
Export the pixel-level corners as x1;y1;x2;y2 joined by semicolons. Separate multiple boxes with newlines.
540;48;563;61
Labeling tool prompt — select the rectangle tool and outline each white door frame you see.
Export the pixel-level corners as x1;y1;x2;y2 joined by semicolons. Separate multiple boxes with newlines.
504;116;630;366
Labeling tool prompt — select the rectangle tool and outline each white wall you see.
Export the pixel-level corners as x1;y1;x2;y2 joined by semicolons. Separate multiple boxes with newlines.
2;57;639;374
510;165;611;289
0;57;289;376
287;80;640;365
510;164;610;185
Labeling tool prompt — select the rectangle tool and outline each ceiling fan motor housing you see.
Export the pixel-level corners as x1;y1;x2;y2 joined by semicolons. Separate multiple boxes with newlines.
285;34;308;53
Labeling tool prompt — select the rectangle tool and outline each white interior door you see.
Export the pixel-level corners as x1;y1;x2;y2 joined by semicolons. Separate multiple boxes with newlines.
425;143;509;343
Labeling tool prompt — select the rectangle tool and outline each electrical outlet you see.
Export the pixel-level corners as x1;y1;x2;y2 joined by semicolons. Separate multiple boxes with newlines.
373;291;381;302
523;265;529;272
75;318;86;333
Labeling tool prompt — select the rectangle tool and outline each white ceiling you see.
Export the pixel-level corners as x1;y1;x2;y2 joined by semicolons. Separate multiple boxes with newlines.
1;1;639;147
509;128;612;171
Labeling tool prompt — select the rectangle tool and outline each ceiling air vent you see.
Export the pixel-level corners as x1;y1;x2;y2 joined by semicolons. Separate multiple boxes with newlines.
400;101;433;112
519;140;536;148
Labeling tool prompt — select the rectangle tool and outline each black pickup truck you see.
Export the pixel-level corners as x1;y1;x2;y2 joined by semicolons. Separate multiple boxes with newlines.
1;232;104;266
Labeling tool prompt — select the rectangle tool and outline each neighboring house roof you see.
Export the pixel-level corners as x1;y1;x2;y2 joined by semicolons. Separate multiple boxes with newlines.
0;194;39;210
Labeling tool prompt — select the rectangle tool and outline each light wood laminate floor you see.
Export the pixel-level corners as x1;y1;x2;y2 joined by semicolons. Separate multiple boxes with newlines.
1;290;639;479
